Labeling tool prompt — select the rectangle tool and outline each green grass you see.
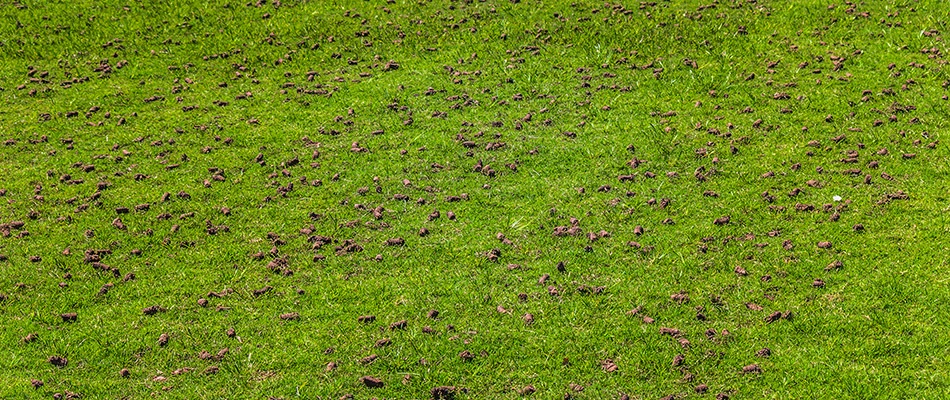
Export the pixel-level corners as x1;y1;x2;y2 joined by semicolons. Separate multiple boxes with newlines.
1;0;949;398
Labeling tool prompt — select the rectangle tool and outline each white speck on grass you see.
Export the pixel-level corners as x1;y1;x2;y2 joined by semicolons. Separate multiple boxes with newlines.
833;195;842;202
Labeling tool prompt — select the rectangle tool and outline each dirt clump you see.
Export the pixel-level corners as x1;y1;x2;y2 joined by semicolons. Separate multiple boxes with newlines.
360;375;384;388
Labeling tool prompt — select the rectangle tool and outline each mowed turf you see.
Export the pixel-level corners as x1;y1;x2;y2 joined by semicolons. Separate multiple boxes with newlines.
1;0;949;398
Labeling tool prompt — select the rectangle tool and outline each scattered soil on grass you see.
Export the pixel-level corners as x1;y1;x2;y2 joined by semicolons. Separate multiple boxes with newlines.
48;356;68;367
142;306;165;315
360;375;384;388
0;4;940;396
742;364;762;374
431;386;458;399
358;315;376;323
390;319;408;330
826;260;843;271
279;312;300;320
518;386;537;395
672;354;685;367
360;354;378;364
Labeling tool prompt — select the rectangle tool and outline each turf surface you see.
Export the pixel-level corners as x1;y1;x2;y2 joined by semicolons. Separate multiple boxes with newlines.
1;0;948;398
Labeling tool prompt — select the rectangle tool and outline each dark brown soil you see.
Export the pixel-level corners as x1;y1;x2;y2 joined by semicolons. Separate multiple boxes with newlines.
431;386;458;399
279;312;300;320
826;260;843;271
142;305;165;315
742;363;762;374
22;333;38;343
48;355;68;367
358;315;376;323
523;313;535;324
659;327;681;336
360;354;378;364
390;319;408;330
253;286;273;296
672;354;685;367
670;292;689;304
360;375;384;388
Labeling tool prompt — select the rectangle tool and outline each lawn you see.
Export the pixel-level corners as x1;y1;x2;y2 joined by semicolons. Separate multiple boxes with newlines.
0;0;948;398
